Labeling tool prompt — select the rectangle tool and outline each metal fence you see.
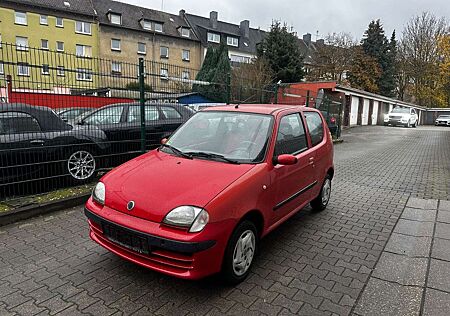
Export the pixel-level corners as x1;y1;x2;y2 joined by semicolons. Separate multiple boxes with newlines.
0;42;341;198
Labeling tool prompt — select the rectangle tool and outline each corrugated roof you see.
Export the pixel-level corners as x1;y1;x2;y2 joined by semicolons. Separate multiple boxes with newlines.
93;0;199;41
4;0;96;17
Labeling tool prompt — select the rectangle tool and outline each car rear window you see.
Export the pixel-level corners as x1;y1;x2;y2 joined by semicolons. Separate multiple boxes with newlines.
304;112;324;147
0;112;41;134
161;106;182;119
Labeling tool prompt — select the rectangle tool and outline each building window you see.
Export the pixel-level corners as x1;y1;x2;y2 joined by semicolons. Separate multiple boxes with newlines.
76;45;92;57
41;39;49;50
138;42;146;54
17;63;30;76
160;46;169;58
0;63;4;75
56;17;64;27
141;20;151;30
181;27;190;38
154;23;163;32
42;64;50;75
40;15;48;25
111;39;121;51
76;68;92;81
109;13;122;25
56;41;64;52
230;54;251;63
15;11;27;25
207;32;220;43
181;71;190;80
227;36;239;47
160;68;168;79
75;21;91;35
16;37;28;51
57;66;65;76
111;62;121;74
182;49;190;61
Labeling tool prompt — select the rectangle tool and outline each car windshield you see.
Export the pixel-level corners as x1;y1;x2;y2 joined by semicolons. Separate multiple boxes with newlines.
391;107;410;113
165;111;273;163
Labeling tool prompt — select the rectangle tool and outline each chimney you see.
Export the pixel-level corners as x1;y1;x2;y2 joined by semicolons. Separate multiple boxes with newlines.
303;33;312;45
210;11;218;29
316;39;325;45
179;9;186;18
239;20;250;38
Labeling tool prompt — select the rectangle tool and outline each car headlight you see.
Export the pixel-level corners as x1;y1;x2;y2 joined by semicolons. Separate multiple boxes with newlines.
92;182;105;205
163;206;209;232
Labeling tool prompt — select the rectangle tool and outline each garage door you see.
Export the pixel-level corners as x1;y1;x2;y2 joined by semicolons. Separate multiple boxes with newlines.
362;99;370;125
350;96;359;126
372;101;379;125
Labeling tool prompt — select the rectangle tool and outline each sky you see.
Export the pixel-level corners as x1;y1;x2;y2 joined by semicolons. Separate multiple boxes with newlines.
119;0;449;41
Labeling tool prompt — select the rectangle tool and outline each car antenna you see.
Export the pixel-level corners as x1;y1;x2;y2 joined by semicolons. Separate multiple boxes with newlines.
233;94;259;109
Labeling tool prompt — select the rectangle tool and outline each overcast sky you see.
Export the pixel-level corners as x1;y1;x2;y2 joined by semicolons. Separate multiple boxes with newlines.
120;0;449;41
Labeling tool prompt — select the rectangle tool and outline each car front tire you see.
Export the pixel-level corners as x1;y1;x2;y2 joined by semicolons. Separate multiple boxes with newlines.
310;175;332;212
222;220;258;284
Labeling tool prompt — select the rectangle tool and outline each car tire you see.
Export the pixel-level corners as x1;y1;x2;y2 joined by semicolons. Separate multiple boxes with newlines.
222;220;258;284
310;175;332;212
67;149;97;183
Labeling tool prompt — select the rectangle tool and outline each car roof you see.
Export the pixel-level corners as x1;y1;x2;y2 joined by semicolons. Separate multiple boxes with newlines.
203;104;314;115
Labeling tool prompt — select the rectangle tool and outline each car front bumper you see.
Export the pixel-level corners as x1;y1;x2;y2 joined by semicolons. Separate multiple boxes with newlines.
435;121;450;126
84;199;235;280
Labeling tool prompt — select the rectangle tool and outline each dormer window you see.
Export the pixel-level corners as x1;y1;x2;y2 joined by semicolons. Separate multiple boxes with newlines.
207;32;220;43
154;22;163;32
180;27;190;38
227;36;239;47
141;19;151;30
108;13;122;25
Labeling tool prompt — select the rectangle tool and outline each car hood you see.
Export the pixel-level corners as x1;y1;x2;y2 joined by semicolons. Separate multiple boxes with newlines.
437;117;450;121
102;150;256;223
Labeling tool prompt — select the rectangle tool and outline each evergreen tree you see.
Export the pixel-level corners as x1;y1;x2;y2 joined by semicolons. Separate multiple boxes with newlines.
361;20;397;97
193;44;231;102
257;21;304;83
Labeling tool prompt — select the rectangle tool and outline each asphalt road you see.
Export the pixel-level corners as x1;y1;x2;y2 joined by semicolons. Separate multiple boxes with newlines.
1;125;449;315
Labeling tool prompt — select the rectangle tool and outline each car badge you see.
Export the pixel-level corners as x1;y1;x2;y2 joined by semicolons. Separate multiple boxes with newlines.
127;201;135;211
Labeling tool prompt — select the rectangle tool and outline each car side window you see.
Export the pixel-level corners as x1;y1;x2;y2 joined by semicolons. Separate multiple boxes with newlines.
304;112;324;147
161;106;182;119
0;112;41;134
84;106;124;125
274;113;308;156
127;106;160;122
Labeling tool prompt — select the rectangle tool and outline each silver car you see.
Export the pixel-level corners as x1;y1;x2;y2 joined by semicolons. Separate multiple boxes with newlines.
435;115;450;126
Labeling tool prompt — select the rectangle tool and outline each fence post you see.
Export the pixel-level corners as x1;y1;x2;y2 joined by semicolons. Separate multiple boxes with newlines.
306;90;310;107
226;73;231;105
337;100;343;139
273;83;279;104
138;58;146;153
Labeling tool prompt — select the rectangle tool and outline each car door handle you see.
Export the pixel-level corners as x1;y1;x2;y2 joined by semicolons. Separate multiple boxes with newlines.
30;140;45;145
309;157;314;165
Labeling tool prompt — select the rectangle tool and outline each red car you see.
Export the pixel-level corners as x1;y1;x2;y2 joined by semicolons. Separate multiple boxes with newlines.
85;104;334;283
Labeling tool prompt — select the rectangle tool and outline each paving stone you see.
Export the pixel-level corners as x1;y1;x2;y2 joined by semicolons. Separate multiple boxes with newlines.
431;238;450;262
428;259;450;292
435;223;450;240
437;210;450;224
438;200;450;212
393;219;434;237
406;197;438;210
401;208;436;222
423;288;450;316
384;233;432;257
372;252;427;286
354;278;423;316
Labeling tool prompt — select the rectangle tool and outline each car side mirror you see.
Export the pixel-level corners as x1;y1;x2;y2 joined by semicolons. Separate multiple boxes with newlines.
161;138;168;145
274;154;298;166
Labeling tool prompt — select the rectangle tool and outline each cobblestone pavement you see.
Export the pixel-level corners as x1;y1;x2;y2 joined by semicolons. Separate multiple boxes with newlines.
1;125;450;316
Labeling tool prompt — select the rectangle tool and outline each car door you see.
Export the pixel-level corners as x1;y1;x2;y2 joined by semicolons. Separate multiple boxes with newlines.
303;110;328;199
126;105;164;151
0;112;48;183
269;112;317;224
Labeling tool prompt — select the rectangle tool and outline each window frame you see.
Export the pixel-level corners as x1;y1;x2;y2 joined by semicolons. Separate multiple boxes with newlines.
56;17;64;27
75;21;92;35
42;64;50;75
160;68;169;80
111;61;122;74
111;38;121;51
56;66;65;77
15;11;27;25
41;39;49;50
180;27;190;38
17;63;30;76
273;112;309;157
182;49;190;61
56;41;65;52
207;32;220;43
40;15;48;25
137;42;146;55
227;36;239;47
16;36;29;51
154;22;163;32
303;111;325;147
160;46;169;59
76;44;92;58
76;68;93;81
109;13;122;25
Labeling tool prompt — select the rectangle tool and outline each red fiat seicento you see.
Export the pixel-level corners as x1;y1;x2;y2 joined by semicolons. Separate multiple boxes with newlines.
85;104;334;283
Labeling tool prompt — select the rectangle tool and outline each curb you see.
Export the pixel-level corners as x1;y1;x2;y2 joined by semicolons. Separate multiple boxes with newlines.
0;193;90;227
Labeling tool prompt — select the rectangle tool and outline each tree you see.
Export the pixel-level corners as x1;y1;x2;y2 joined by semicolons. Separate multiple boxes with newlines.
437;34;450;106
257;21;305;83
307;32;357;83
361;20;397;97
193;44;231;102
347;46;382;93
401;12;448;107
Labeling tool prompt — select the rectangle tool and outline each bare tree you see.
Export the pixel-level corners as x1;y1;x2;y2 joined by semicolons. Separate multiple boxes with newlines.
307;32;357;83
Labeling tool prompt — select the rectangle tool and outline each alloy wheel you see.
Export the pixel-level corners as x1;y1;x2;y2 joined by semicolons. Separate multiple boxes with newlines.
67;150;96;180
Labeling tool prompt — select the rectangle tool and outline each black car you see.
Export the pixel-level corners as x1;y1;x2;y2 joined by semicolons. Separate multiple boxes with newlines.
320;110;338;135
76;102;193;164
56;107;93;122
0;103;109;186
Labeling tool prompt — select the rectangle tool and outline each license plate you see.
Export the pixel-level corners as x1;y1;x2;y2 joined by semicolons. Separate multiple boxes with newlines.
103;223;150;255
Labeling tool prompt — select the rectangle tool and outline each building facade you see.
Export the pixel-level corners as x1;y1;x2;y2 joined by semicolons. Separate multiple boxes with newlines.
0;0;99;90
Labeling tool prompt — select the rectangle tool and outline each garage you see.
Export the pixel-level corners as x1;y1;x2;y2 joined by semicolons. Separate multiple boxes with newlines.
362;99;370;125
350;96;359;126
372;101;379;125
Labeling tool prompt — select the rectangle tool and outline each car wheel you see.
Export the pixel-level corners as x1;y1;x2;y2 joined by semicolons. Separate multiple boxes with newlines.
222;220;258;284
67;150;96;182
310;175;332;212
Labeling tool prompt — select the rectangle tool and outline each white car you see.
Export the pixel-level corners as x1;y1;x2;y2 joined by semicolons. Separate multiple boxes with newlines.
188;103;226;112
384;107;418;128
435;115;450;126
